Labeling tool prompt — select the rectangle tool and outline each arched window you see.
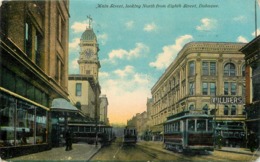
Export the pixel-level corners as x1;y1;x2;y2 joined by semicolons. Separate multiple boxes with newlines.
224;105;229;115
231;105;236;115
224;63;236;76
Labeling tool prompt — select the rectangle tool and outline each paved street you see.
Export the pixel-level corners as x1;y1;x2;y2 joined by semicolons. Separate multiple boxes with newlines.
2;140;260;162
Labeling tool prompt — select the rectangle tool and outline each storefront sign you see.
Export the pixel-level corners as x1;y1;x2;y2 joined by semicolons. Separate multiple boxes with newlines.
211;96;244;104
246;53;259;65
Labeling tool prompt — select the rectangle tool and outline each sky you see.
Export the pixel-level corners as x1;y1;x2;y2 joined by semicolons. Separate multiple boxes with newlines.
68;0;260;125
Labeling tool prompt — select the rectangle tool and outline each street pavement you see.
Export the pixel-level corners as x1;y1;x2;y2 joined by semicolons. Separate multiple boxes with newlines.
4;143;101;161
2;140;260;162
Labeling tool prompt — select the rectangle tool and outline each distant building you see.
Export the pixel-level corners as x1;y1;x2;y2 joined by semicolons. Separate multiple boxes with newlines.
151;42;246;146
68;22;101;121
0;0;70;158
240;35;260;143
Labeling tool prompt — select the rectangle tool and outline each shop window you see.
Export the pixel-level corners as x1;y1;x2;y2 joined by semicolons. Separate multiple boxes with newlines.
0;92;48;147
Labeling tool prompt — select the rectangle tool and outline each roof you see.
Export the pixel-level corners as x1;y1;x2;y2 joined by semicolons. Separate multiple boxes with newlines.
81;28;97;41
51;98;78;112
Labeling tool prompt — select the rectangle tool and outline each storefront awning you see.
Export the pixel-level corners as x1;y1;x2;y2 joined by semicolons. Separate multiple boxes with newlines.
51;98;78;112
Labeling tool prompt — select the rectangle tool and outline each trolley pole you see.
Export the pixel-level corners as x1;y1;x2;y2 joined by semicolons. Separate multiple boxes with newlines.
214;85;217;148
95;83;99;147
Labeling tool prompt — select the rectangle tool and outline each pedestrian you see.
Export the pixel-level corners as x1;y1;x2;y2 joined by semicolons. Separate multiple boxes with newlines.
65;129;72;151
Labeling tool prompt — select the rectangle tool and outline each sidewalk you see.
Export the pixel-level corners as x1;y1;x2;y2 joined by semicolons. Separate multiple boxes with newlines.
4;143;101;161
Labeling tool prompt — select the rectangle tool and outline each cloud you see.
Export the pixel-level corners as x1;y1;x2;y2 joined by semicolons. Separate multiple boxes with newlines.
107;43;149;62
251;29;260;37
237;36;248;43
114;66;134;77
68;58;79;74
149;35;193;69
125;20;134;29
97;33;108;45
144;23;157;32
196;18;217;31
71;21;88;33
233;16;246;22
69;38;80;50
99;71;109;78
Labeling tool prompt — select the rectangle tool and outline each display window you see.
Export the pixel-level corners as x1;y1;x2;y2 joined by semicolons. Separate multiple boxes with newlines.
0;92;48;147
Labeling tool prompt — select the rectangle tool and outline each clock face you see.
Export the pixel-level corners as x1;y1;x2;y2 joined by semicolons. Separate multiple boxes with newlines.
85;49;94;58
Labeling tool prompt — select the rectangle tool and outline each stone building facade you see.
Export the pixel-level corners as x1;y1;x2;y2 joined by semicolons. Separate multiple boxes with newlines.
0;0;70;158
151;42;246;146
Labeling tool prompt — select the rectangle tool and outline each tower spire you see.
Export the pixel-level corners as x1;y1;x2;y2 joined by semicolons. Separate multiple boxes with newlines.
87;15;93;29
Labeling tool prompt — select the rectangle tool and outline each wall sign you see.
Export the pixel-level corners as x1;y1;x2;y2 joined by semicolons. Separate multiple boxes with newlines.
211;96;244;104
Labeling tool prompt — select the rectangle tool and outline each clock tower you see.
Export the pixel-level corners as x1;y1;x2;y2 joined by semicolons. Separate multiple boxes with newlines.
78;21;100;82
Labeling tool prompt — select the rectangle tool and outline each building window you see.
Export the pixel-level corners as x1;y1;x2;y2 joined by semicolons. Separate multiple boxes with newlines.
25;21;32;58
202;61;216;76
231;83;237;95
224;63;236;76
55;55;63;85
224;105;229;115
57;10;66;47
76;83;82;96
242;65;245;77
35;32;42;67
189;82;195;95
231;105;236;115
202;83;208;95
224;82;236;95
202;82;215;95
189;61;195;76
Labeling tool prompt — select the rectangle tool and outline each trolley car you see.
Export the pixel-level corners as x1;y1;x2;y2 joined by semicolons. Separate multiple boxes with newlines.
163;110;214;153
123;126;137;144
67;121;113;145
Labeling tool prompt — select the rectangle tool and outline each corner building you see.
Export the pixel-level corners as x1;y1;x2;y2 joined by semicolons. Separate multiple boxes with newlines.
151;42;246;147
0;0;70;158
